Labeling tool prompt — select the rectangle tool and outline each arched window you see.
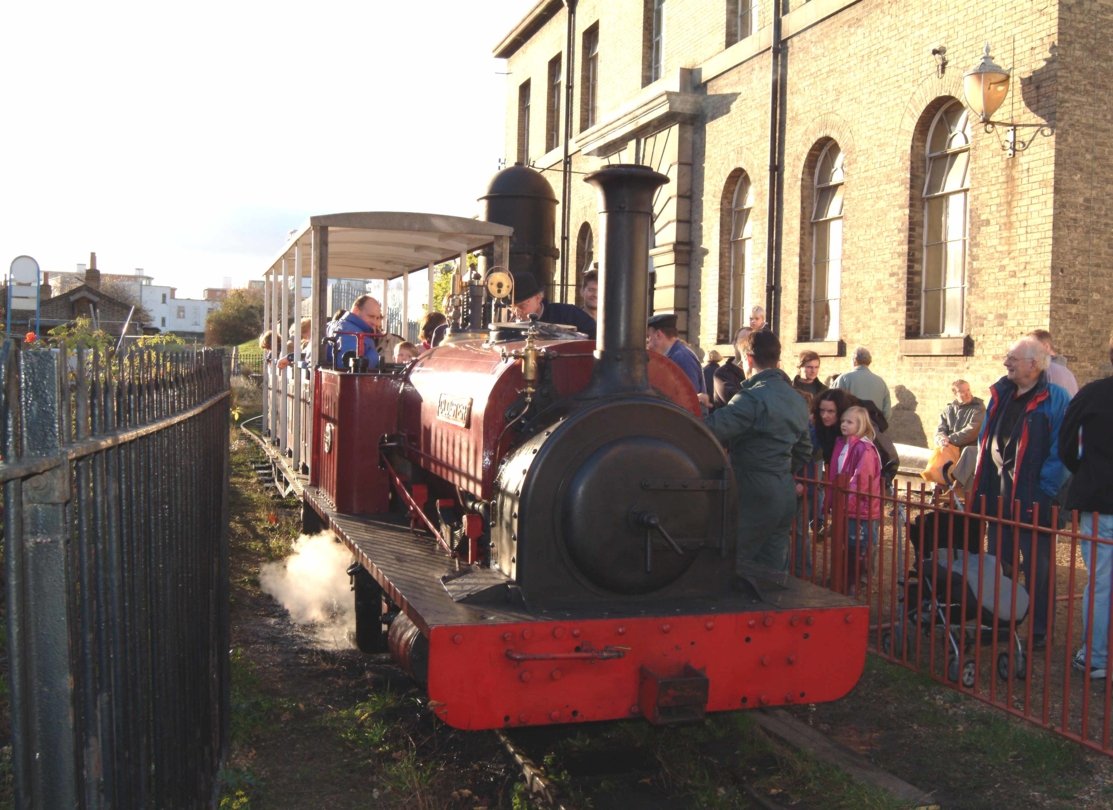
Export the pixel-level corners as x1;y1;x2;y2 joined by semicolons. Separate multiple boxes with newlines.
575;222;594;306
729;173;753;337
810;141;844;341
717;171;753;341
921;101;970;336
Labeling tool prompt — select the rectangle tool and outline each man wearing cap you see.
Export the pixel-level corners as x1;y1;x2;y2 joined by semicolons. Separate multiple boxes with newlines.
511;272;596;339
647;312;707;403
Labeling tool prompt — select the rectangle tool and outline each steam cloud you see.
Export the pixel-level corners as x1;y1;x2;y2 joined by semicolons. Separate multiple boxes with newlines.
259;531;355;649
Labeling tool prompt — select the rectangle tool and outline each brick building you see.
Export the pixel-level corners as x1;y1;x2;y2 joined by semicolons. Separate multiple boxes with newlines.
494;0;1113;444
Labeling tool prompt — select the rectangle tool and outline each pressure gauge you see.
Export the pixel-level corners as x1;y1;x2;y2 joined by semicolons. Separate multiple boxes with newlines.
486;268;514;300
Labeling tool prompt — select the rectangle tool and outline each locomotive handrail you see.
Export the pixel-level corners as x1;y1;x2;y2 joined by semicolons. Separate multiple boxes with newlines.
504;644;629;662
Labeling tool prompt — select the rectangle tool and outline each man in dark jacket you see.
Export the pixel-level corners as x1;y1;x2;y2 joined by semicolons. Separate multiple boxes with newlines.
704;330;812;572
511;272;597;339
971;336;1070;649
1059;332;1113;679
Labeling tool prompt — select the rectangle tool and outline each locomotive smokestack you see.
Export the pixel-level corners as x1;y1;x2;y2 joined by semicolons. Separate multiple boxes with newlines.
585;164;669;395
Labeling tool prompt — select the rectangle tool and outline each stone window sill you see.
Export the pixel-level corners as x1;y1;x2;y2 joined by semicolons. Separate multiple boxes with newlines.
795;339;845;358
898;336;969;356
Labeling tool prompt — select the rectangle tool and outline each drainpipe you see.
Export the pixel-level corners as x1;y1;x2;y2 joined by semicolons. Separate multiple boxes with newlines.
765;2;784;334
559;0;578;300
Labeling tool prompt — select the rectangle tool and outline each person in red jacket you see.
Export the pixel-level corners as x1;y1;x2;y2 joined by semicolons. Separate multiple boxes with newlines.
827;405;883;594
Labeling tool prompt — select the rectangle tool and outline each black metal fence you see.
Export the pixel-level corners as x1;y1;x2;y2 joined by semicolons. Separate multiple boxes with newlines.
1;340;230;808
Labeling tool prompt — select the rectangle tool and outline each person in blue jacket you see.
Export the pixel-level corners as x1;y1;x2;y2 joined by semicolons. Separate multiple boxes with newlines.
646;312;707;406
970;335;1070;649
330;295;383;371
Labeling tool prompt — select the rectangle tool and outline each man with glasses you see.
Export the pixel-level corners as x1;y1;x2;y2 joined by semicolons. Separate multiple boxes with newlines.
971;336;1071;650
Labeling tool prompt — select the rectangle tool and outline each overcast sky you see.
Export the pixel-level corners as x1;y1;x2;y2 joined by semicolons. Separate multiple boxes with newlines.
2;0;537;299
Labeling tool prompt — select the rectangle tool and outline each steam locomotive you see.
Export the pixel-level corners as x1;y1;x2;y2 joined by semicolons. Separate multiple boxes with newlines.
299;164;867;730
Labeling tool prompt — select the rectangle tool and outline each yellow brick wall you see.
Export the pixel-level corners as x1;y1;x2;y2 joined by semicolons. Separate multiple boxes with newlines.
497;0;1113;444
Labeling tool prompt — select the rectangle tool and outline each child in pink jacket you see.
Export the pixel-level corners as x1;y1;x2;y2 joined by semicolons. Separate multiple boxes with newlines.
827;405;883;593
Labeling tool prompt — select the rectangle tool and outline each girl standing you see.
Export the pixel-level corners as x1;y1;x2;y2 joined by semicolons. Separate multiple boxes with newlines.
827;405;883;594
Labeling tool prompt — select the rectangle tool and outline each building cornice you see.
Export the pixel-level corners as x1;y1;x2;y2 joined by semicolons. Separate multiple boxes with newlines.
493;0;562;59
578;69;702;157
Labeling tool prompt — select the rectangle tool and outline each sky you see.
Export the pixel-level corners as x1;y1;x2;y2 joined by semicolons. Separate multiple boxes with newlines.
2;0;538;299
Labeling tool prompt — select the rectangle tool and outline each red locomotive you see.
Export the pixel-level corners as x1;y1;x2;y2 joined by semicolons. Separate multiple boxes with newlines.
300;164;867;729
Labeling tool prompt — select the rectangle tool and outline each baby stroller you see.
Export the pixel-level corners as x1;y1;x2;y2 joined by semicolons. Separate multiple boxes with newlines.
882;506;1030;687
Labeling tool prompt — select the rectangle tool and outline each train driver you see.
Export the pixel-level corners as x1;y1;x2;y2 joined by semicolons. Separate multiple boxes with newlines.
510;272;597;340
647;312;709;409
332;295;383;371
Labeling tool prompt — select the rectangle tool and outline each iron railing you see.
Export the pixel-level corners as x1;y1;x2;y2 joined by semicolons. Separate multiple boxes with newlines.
791;473;1113;756
1;340;230;808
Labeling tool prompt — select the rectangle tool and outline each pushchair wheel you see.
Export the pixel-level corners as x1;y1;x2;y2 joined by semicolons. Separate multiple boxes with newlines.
1015;650;1027;680
881;624;910;658
947;658;976;688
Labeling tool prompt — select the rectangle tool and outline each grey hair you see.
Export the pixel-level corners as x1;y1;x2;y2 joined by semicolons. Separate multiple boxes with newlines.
1013;336;1050;371
852;346;872;366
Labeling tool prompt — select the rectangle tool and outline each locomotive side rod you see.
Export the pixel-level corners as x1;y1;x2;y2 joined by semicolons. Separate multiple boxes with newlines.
380;454;454;555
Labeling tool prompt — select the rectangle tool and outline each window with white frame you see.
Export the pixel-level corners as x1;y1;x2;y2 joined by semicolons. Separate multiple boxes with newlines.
810;141;844;342
645;0;664;85
728;173;753;337
921;101;970;337
581;24;599;131
546;54;562;153
727;0;755;45
517;80;531;165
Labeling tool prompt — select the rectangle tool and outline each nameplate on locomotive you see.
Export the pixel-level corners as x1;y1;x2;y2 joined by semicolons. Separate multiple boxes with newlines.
436;394;473;427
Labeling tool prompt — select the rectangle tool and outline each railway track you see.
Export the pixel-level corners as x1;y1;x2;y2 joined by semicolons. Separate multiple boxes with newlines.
497;710;939;809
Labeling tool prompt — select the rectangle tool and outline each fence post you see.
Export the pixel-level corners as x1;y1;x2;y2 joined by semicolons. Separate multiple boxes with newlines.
8;348;78;808
830;472;849;593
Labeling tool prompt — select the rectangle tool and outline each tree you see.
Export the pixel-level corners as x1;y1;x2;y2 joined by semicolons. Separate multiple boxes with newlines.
99;280;154;327
205;288;264;346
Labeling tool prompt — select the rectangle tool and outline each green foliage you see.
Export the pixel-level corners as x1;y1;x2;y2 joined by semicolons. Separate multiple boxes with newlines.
136;332;186;347
42;316;116;351
206;288;265;347
431;261;455;314
217;767;258;810
330;691;403;751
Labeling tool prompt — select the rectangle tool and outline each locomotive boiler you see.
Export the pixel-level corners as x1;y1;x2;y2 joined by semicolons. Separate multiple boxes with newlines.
303;164;868;730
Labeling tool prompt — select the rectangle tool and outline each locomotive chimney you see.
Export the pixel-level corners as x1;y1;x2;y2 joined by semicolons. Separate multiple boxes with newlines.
585;164;669;395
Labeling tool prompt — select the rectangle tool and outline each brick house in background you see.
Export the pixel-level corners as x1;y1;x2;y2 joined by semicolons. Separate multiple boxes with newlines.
494;0;1113;445
38;254;143;338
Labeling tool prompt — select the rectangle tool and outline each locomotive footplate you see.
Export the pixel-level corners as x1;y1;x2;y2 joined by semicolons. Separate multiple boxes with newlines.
305;486;869;731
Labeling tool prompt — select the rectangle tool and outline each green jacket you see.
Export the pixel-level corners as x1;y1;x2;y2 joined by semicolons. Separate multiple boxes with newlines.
704;367;812;570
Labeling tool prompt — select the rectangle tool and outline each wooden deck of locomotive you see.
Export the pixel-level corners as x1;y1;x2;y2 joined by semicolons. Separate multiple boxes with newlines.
304;485;858;634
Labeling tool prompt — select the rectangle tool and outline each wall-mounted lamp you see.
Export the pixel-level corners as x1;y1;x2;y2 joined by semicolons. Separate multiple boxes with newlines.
962;43;1053;157
931;46;947;78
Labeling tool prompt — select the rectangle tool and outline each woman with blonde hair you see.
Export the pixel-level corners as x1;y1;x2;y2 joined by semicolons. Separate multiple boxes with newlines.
826;405;883;594
712;326;753;407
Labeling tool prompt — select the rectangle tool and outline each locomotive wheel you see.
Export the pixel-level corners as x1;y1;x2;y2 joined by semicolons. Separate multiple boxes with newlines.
352;564;387;653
